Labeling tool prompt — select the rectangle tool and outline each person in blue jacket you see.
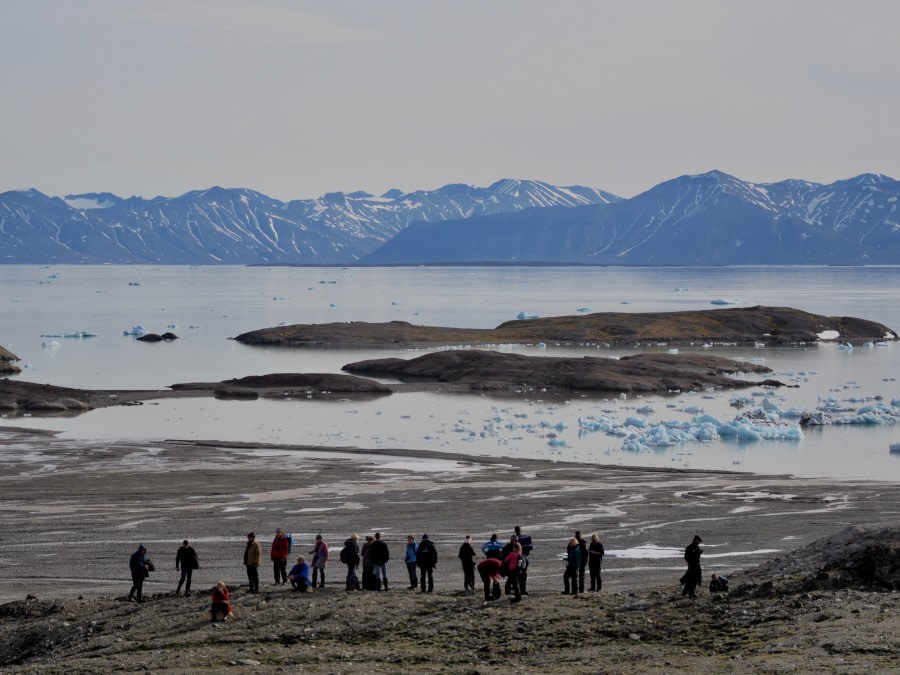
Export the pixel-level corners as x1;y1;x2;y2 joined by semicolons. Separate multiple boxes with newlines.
288;555;311;592
562;538;580;596
404;535;418;589
481;533;503;560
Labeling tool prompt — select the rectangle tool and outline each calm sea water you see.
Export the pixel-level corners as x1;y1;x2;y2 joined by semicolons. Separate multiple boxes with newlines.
2;265;898;480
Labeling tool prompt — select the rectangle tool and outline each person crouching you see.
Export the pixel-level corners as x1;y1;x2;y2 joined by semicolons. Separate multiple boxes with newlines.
289;556;311;592
210;581;233;622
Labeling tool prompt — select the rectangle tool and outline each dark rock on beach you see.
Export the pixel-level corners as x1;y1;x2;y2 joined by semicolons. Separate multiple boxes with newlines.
343;349;782;394
0;381;95;413
233;306;897;348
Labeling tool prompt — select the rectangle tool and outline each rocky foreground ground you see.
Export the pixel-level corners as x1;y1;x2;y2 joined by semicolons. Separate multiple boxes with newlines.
1;525;897;673
0;425;898;672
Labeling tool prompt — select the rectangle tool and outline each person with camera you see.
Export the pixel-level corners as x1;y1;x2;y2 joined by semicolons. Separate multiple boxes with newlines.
128;544;152;603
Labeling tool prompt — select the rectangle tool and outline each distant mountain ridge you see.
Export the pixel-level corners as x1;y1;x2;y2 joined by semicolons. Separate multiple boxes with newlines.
364;171;900;265
0;180;617;264
2;171;898;265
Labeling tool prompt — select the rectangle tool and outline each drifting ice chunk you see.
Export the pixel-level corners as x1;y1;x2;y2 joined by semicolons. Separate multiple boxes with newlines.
123;325;148;336
891;443;900;454
41;331;98;338
837;342;853;351
710;298;738;305
517;311;539;320
576;307;592;313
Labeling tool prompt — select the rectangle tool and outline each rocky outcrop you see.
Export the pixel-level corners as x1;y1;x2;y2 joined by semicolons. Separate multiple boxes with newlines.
0;346;21;374
235;306;897;348
343;349;781;394
171;373;392;395
136;332;178;342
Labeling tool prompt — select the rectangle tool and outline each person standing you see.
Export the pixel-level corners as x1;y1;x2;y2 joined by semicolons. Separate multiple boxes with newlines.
175;539;199;596
457;536;477;592
404;535;418;589
503;542;523;603
210;581;233;622
681;534;703;598
477;556;502;602
481;533;503;560
574;530;589;593
271;528;290;585
416;534;437;593
371;532;390;591
309;534;328;588
244;532;261;594
128;544;150;603
288;555;311;592
588;534;605;592
562;537;580;596
361;535;376;590
341;533;361;591
514;526;533;595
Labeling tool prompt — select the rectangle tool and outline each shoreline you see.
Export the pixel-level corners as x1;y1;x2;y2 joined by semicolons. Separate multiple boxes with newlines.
2;426;898;605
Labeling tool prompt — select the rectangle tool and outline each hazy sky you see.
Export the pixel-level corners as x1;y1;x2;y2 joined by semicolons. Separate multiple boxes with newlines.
3;1;899;200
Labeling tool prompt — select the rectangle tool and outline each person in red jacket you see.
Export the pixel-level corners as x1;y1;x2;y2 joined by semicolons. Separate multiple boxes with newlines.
210;581;233;622
503;542;523;603
477;556;502;602
271;528;290;585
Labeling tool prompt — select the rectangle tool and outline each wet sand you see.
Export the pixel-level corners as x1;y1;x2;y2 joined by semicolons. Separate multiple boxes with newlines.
1;425;898;604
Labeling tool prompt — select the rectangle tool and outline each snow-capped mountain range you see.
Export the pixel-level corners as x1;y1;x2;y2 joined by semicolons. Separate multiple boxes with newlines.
2;171;898;265
0;180;617;264
364;171;900;265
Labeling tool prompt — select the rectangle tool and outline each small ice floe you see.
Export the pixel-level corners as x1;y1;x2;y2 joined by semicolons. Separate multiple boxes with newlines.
576;307;592;313
517;311;538;320
123;325;148;336
391;301;403;306
41;331;98;338
862;341;874;349
128;282;140;286
47;273;60;279
838;342;853;351
667;348;679;354
272;296;287;300
41;339;60;348
673;287;689;291
167;323;177;329
318;280;337;284
710;298;738;305
890;443;900;454
620;300;632;304
816;329;840;340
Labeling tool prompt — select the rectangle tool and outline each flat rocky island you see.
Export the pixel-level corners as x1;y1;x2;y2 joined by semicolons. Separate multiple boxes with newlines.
233;305;897;348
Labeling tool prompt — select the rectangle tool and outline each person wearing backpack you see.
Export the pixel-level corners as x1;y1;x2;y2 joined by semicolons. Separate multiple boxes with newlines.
271;528;290;586
481;533;503;560
308;534;328;589
404;535;418;590
371;532;390;591
457;536;477;593
416;534;437;593
175;539;199;596
341;533;361;591
502;542;524;602
514;526;533;595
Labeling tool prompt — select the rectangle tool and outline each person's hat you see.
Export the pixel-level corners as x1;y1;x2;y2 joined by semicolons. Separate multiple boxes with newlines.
247;532;255;538
422;533;429;539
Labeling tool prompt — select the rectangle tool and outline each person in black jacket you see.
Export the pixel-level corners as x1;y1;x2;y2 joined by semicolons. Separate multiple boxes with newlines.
128;545;149;603
371;532;390;591
588;534;604;592
416;534;437;592
514;526;533;595
574;530;589;593
175;540;199;596
680;534;703;598
342;534;361;591
457;535;477;592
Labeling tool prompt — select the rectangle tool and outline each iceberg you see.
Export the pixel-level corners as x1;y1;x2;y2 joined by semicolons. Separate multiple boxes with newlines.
517;311;539;320
41;331;98;338
710;298;738;305
123;325;148;336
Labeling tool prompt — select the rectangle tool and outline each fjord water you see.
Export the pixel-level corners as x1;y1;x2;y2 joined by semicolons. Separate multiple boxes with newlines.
2;265;898;480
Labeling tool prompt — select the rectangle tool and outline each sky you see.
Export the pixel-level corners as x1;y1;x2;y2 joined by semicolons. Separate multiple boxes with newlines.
2;0;900;201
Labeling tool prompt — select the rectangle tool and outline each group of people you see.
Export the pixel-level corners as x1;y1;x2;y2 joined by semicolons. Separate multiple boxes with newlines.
129;529;714;621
